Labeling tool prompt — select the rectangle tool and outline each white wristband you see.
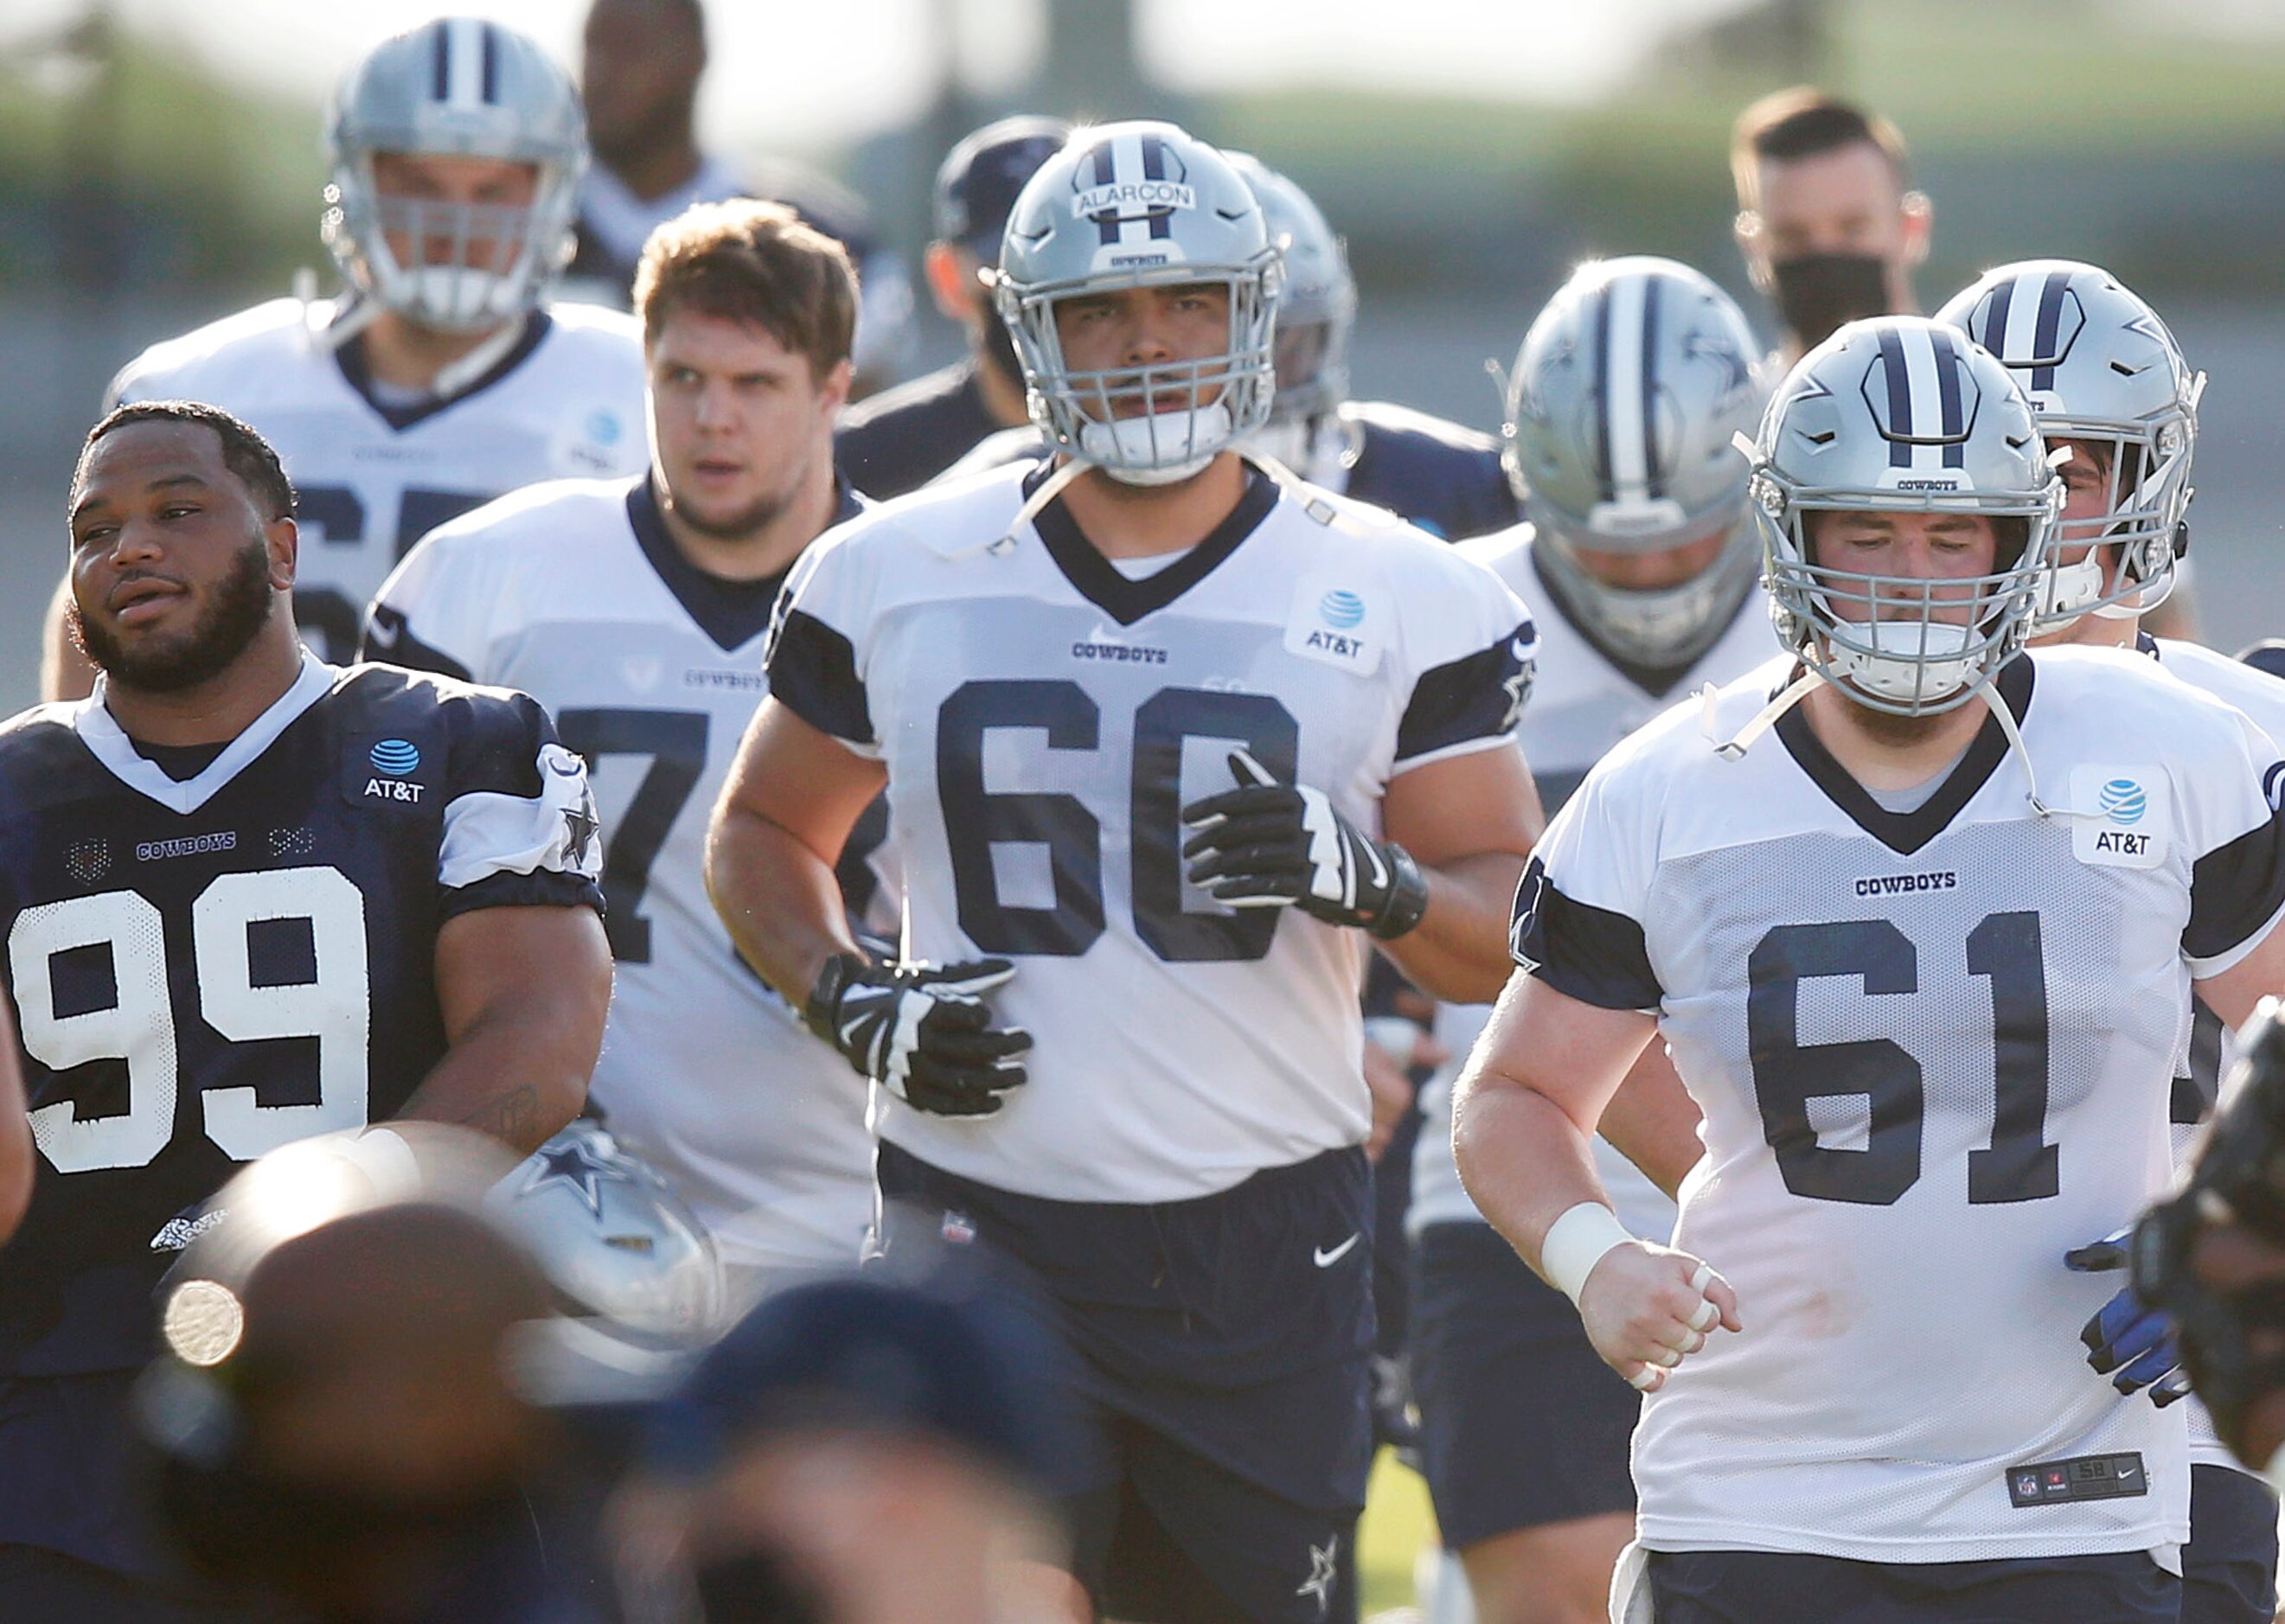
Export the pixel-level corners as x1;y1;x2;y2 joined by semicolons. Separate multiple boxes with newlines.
1540;1201;1637;1304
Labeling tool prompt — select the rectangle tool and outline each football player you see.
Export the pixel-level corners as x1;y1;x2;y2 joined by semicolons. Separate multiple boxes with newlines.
1456;316;2285;1622
835;116;1072;500
0;1011;23;1250
706;121;1539;1624
364;200;878;1305
42;17;649;698
1406;256;1770;1624
0;401;610;1620
568;0;915;393
1940;259;2285;1624
1227;154;1518;541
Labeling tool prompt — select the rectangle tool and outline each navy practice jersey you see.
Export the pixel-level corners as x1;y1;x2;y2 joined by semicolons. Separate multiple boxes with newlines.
835;359;1001;501
0;655;604;1376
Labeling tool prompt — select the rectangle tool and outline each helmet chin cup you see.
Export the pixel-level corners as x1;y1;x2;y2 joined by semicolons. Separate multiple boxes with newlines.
1078;404;1233;485
1823;618;1981;707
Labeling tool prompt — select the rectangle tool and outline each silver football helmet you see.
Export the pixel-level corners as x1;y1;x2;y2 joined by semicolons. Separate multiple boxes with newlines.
485;1122;724;1393
322;18;586;332
1502;257;1763;669
1750;316;2062;715
1225;152;1354;442
994;121;1282;486
1935;259;2199;635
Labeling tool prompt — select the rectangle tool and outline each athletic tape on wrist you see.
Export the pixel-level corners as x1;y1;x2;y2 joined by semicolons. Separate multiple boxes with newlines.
1540;1201;1637;1304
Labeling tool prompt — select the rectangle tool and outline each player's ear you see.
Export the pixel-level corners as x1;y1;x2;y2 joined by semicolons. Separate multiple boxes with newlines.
924;241;982;325
816;357;854;422
265;514;298;591
1899;189;1933;268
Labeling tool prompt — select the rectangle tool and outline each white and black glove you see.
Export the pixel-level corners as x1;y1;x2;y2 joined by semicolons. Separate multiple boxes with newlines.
803;954;1031;1118
1180;749;1430;940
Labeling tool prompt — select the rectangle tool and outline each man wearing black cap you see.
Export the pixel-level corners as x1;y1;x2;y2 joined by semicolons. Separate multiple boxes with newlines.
624;1272;1074;1624
833;116;1070;501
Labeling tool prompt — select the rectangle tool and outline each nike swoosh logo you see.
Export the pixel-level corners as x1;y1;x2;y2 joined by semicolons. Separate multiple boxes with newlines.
2117;1464;2138;1478
1313;1234;1360;1268
1359;842;1388;892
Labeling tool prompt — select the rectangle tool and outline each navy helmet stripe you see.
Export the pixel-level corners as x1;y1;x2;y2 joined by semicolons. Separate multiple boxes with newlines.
1138;134;1165;182
1638;277;1664;497
1876;324;1915;467
429;20;450;100
2031;270;2071;393
1981;277;2016;360
479;22;501;104
1929;325;1967;467
1589;284;1616;501
1090;144;1115;187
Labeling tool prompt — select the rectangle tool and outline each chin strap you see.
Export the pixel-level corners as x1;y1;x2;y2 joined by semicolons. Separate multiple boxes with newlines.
970;456;1090;559
1702;668;1825;761
426;315;532;401
1703;661;2072;823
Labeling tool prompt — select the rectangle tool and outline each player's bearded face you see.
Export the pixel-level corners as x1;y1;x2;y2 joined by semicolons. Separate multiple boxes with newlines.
648;310;848;540
75;536;275;692
1053;283;1232;423
1808;508;2000;626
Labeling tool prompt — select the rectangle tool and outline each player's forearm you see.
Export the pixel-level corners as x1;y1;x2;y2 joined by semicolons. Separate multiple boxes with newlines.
1374;850;1528;1004
1453;1065;1614;1280
398;992;597;1154
1598;1041;1706;1200
705;800;865;1009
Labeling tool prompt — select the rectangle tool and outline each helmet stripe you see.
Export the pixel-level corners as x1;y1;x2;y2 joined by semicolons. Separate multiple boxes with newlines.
1875;323;1915;467
427;18;449;101
479;21;502;105
1587;281;1616;502
1981;274;2016;361
445;16;486;110
1600;273;1654;503
1639;274;1665;498
2030;269;2071;393
1928;325;1967;467
1089;141;1115;187
1139;133;1166;181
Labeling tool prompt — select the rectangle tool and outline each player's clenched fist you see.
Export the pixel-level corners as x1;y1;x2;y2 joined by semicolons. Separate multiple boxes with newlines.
1536;1200;1740;1393
804;955;1032;1118
1576;1245;1742;1393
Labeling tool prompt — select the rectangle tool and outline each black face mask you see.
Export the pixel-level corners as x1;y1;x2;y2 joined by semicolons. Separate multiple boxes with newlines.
1770;252;1891;350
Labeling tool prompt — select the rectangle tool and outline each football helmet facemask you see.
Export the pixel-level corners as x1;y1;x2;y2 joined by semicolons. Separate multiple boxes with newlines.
1935;259;2200;636
1750;316;2062;715
1502;255;1764;670
322;17;586;333
993;121;1282;486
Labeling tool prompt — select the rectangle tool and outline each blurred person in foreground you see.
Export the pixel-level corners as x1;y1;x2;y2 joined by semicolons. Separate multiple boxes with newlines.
835;116;1072;500
570;0;913;393
2139;1002;2285;1490
0;401;610;1621
45;16;650;697
617;1271;1072;1624
0;1009;26;1251
135;1124;617;1623
366;201;879;1306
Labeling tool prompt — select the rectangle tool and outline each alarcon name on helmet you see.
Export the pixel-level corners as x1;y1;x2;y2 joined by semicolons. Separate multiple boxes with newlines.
1222;150;1356;453
322;16;588;333
1501;255;1765;671
991;119;1283;487
1748;314;2063;716
1934;259;2202;636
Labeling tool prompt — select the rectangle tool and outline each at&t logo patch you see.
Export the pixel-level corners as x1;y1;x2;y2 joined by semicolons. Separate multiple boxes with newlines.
2071;765;2165;870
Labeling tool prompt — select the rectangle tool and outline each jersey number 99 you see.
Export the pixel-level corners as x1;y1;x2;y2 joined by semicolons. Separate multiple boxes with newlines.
10;868;370;1173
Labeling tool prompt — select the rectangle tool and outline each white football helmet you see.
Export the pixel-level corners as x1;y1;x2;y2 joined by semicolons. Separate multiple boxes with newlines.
1935;260;2199;635
1502;256;1763;670
993;121;1282;485
1750;316;2062;715
485;1122;724;1395
322;18;586;332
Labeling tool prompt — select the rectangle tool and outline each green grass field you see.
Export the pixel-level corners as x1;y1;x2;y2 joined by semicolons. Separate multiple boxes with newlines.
1359;1448;1440;1617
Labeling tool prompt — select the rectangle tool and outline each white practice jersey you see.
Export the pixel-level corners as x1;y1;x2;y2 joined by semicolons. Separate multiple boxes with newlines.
2144;632;2285;1479
1410;525;1776;1243
1514;645;2285;1563
767;460;1533;1203
367;476;875;1276
111;297;648;662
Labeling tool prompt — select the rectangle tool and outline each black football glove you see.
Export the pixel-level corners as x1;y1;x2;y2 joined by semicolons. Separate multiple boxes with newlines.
803;954;1031;1118
1180;749;1429;940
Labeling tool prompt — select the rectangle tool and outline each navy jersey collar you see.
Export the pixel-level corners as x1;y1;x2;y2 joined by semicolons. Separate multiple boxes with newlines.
77;650;336;815
1774;655;2036;856
627;476;862;653
1026;460;1278;627
335;310;554;432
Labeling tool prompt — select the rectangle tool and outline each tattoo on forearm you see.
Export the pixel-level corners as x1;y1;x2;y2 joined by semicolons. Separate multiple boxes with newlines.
458;1084;541;1148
